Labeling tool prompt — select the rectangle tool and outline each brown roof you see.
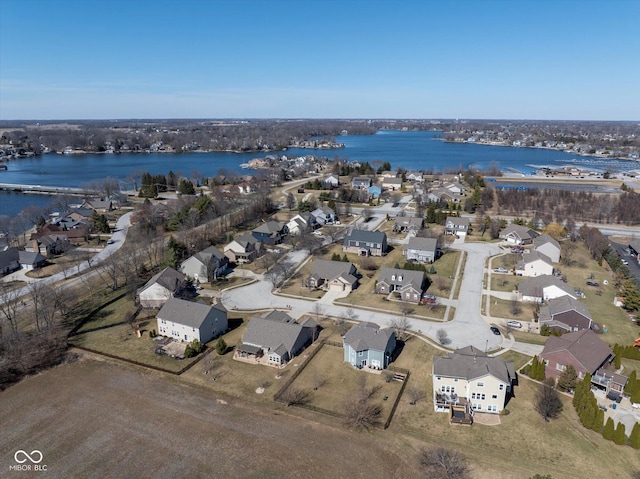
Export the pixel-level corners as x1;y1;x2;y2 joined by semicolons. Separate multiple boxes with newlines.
541;330;613;374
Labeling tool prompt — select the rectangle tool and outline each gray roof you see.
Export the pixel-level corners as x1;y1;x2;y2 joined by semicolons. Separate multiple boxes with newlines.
138;267;187;294
383;177;402;184
262;310;295;323
500;224;539;241
0;247;19;270
157;297;224;329
394;216;423;229
377;267;425;291
520;250;553;266
541;329;613;374
433;346;515;384
242;316;310;354
445;216;469;227
545;296;592;320
533;234;560;251
343;322;395;352
18;250;46;265
309;259;355;281
517;275;575;298
233;233;259;249
253;221;284;235
406;236;437;252
343;229;386;246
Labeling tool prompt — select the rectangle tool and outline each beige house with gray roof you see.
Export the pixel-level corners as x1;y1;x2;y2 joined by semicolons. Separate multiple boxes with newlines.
137;267;188;309
375;267;426;303
307;259;358;291
156;298;227;343
432;346;516;419
517;274;577;303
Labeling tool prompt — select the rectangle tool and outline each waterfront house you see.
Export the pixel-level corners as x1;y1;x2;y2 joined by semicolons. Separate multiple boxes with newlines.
433;346;516;420
137;267;188;309
403;237;438;263
18;250;46;270
381;177;402;191
342;230;387;256
0;247;20;276
351;177;372;190
343;322;396;370
375;267;426;303
157;298;227;344
180;245;229;283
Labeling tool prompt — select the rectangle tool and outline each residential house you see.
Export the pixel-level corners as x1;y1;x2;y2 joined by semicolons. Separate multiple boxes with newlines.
351;177;372;190
236;182;253;195
180;245;229;283
311;206;336;225
515;250;554;277
33;222;88;246
286;213;315;235
403;237;438;263
406;172;424;183
224;233;263;264
382;177;402;191
428;188;459;204
342;230;387;256
499;224;539;245
324;175;339;187
307;259;358;292
18;250;46;270
237;312;317;366
0;247;20;276
137;267;188;309
343;322;396;370
432;346;516;419
25;234;70;257
443;182;465;196
540;330;615;384
444;216;470;237
517;275;577;303
252;221;287;245
157;298;228;343
538;296;593;333
393;216;423;233
81;199;113;212
533;234;561;263
375;267;426;303
368;185;382;199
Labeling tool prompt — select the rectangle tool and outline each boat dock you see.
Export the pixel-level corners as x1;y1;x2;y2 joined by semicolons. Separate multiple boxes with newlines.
0;183;89;195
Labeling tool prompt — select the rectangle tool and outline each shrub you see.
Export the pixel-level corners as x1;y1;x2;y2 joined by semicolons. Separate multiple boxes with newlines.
215;338;228;355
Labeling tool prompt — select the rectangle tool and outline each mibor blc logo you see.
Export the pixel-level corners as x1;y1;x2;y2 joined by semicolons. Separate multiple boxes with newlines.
10;450;47;472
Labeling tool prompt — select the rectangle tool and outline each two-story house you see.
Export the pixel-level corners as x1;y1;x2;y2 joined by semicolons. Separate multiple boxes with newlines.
343;322;396;370
403;237;438;263
433;346;517;420
351;177;373;190
252;221;287;245
375;267;426;303
342;230;387;257
157;298;228;343
444;216;470;237
180;245;229;283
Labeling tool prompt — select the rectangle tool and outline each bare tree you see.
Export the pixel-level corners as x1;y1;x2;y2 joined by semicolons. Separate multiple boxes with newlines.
389;316;411;342
0;284;22;337
534;378;563;422
418;446;471;479
437;328;450;345
362;208;373;222
407;385;426;405
311;302;324;322
280;387;310;407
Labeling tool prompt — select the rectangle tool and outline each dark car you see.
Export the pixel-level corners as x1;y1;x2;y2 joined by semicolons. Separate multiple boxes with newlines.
490;326;501;335
586;281;600;287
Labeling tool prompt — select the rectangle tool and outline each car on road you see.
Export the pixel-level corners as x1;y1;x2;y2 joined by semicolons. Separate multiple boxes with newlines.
490;326;501;335
107;239;115;245
506;320;522;329
586;281;600;287
493;267;508;273
622;259;629;265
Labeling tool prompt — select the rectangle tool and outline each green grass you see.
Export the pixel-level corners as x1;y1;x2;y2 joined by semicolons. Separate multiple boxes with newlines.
621;358;640;376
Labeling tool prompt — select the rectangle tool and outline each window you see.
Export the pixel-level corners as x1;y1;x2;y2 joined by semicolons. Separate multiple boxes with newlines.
358;351;363;357
436;376;441;381
471;393;485;400
578;371;585;379
487;405;497;412
492;394;498;399
544;359;549;366
441;385;455;394
391;275;396;281
499;384;504;391
454;378;458;382
472;403;482;411
477;381;484;387
556;363;565;371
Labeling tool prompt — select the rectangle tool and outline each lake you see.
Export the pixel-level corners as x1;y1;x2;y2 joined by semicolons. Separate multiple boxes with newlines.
1;130;637;216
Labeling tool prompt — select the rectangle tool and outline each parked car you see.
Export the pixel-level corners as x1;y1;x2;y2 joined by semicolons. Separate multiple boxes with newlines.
490;326;501;335
506;320;523;329
622;259;629;265
107;239;115;244
586;281;600;287
493;267;508;273
421;294;437;304
511;247;524;254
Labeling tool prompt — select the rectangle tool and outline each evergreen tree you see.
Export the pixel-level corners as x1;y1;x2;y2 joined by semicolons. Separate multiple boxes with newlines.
177;178;196;195
342;254;349;262
593;408;604;432
613;422;626;445
625;370;637;395
603;417;615;441
629;422;640;449
557;365;577;392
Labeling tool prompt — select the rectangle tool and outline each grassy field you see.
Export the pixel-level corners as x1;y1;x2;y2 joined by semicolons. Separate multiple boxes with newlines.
621;358;640;376
489;297;538;321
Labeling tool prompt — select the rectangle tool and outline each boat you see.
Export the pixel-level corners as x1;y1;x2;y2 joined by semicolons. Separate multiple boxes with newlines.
0;164;7;170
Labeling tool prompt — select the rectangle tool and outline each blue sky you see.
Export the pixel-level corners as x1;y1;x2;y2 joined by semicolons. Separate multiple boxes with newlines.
1;0;639;120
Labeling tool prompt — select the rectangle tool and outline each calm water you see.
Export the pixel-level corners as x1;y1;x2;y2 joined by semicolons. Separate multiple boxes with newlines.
1;130;637;216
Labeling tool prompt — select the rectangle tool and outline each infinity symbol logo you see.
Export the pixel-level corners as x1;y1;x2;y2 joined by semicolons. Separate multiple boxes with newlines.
14;450;43;464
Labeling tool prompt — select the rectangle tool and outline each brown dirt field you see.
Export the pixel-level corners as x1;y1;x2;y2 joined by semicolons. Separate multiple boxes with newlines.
0;357;421;479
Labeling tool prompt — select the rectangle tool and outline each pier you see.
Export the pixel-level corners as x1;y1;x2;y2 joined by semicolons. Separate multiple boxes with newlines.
0;183;90;195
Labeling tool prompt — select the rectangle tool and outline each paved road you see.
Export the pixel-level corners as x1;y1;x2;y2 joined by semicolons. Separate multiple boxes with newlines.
222;240;508;352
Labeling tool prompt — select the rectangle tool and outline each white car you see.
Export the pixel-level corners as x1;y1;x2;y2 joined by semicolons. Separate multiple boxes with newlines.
506;320;523;329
